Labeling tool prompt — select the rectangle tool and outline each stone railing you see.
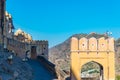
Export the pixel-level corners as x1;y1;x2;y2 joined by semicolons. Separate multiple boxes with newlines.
37;56;57;78
55;67;70;80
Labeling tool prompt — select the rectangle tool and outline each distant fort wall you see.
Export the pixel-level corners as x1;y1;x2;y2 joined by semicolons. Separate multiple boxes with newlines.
6;38;48;59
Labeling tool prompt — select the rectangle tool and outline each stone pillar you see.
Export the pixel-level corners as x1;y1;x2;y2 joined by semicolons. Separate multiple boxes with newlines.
0;0;6;51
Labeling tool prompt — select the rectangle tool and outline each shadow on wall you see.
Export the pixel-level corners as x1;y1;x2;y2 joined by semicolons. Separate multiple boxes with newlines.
37;56;57;78
65;77;70;80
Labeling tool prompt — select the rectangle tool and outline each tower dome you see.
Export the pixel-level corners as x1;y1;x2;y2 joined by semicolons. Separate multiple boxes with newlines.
14;28;23;36
5;11;9;16
27;34;32;41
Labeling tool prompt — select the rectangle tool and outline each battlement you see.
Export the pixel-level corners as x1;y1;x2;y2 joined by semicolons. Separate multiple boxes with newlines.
31;40;48;45
71;37;114;52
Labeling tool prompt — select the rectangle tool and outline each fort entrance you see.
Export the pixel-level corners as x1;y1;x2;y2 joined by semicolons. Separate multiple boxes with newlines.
70;35;115;80
31;46;37;59
81;61;104;80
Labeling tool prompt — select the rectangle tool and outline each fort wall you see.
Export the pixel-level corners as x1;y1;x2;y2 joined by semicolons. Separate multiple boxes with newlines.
6;38;48;59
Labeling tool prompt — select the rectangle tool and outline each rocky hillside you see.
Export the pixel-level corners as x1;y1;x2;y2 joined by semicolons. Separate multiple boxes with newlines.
0;51;33;80
115;38;120;74
49;38;70;70
49;33;88;70
49;33;120;75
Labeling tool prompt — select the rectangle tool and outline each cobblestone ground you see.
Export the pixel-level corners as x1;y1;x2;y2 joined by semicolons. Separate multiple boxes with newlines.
27;60;55;80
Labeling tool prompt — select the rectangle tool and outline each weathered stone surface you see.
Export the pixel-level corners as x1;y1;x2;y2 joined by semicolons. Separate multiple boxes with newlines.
0;51;33;80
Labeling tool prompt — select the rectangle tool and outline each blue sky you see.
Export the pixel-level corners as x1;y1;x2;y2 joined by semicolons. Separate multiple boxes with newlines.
6;0;120;48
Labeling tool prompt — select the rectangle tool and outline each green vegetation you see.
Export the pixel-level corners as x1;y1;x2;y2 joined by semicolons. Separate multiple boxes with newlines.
81;62;100;72
116;38;120;44
88;69;99;74
116;75;120;80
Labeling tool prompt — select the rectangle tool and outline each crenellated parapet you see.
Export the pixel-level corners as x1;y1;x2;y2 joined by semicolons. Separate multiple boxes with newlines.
71;37;114;52
31;40;48;45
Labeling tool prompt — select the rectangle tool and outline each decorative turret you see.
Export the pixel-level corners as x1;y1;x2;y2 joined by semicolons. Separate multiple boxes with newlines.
14;29;33;42
14;28;23;36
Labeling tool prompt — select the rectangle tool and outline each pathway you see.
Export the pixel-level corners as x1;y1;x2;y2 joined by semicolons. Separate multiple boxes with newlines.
27;60;55;80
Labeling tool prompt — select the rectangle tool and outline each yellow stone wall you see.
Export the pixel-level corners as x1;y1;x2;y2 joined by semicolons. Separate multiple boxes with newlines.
70;37;115;80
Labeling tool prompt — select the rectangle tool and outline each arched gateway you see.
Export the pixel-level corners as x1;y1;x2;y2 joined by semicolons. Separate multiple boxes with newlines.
70;35;115;80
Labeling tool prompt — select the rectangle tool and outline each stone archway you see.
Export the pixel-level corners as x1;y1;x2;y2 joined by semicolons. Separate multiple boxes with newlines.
70;36;115;80
81;61;104;80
